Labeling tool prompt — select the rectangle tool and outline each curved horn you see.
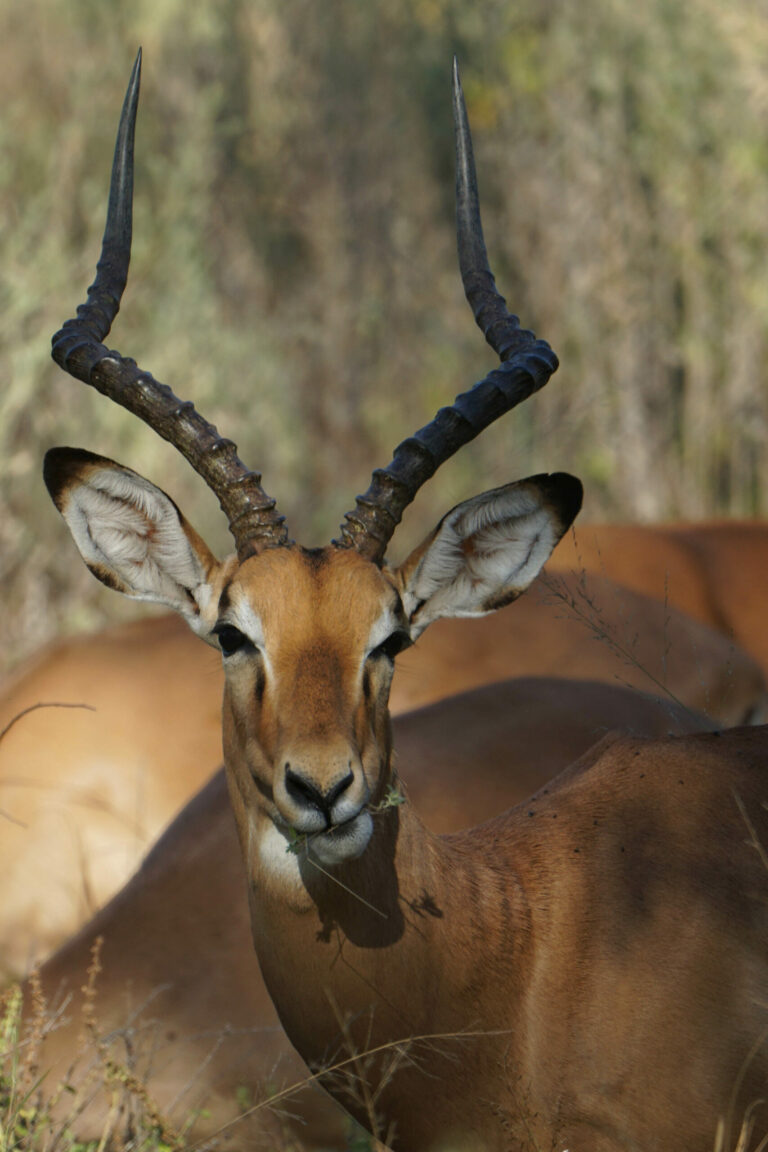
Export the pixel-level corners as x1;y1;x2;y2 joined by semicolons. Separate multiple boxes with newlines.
50;50;289;559
335;59;558;563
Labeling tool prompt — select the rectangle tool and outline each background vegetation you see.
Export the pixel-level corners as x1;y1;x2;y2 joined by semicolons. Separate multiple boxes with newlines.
2;0;768;670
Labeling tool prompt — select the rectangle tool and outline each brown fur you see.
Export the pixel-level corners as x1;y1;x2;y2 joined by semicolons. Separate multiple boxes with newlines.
229;724;768;1151
551;520;768;682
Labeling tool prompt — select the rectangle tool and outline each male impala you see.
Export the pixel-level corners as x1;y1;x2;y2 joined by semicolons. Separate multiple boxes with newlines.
45;54;768;1150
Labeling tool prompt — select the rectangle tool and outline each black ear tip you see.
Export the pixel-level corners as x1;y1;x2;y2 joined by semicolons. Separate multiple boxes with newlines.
44;446;74;497
548;472;584;527
43;446;103;499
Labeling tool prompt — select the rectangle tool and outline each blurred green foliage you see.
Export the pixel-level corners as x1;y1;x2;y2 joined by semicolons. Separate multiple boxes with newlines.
2;0;768;668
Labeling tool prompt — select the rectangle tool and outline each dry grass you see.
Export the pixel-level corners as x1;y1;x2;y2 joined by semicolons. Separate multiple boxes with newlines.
0;939;383;1152
0;941;192;1152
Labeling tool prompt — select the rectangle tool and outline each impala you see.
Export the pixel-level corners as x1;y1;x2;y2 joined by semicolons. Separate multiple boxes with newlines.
44;53;768;1150
33;678;705;1150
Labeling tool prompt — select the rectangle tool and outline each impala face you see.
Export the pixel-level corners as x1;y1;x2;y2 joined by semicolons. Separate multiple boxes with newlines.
215;546;406;865
45;448;581;871
45;54;583;873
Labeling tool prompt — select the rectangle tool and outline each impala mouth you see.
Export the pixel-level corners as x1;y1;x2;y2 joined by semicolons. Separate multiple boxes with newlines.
286;808;373;867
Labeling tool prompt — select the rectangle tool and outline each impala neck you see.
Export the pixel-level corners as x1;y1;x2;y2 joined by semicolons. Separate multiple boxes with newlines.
224;740;530;1145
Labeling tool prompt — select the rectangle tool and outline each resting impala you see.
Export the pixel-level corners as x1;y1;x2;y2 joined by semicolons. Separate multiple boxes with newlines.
45;54;768;1150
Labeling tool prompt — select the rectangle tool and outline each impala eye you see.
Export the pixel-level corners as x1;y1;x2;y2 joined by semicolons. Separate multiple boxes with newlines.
370;630;412;663
214;624;249;657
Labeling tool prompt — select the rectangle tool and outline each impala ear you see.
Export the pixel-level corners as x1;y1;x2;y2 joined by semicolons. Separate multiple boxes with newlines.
43;447;223;638
394;473;582;638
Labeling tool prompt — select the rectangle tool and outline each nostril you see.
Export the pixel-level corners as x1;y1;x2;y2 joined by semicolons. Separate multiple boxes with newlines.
285;768;325;813
326;770;354;808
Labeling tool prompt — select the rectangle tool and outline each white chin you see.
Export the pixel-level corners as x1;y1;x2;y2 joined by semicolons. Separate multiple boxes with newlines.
307;810;373;866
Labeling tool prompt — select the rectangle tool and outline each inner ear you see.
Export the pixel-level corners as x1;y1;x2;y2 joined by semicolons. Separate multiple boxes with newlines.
395;473;582;635
44;447;222;636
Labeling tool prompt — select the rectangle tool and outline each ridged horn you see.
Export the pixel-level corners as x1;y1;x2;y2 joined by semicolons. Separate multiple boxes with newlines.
335;58;558;563
50;49;289;559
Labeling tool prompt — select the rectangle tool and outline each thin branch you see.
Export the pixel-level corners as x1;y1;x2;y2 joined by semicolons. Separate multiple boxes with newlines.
0;701;96;745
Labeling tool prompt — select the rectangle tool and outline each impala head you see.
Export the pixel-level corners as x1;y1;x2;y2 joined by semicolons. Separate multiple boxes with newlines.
44;52;582;868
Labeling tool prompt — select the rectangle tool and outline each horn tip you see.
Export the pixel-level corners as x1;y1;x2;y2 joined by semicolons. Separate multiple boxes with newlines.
129;47;142;87
452;57;466;118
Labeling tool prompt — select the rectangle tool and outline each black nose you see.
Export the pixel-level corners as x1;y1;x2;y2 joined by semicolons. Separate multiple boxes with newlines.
284;765;354;820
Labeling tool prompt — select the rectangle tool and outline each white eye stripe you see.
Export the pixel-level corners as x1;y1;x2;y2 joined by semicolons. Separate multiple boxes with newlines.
219;600;276;679
224;601;266;649
365;604;404;657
